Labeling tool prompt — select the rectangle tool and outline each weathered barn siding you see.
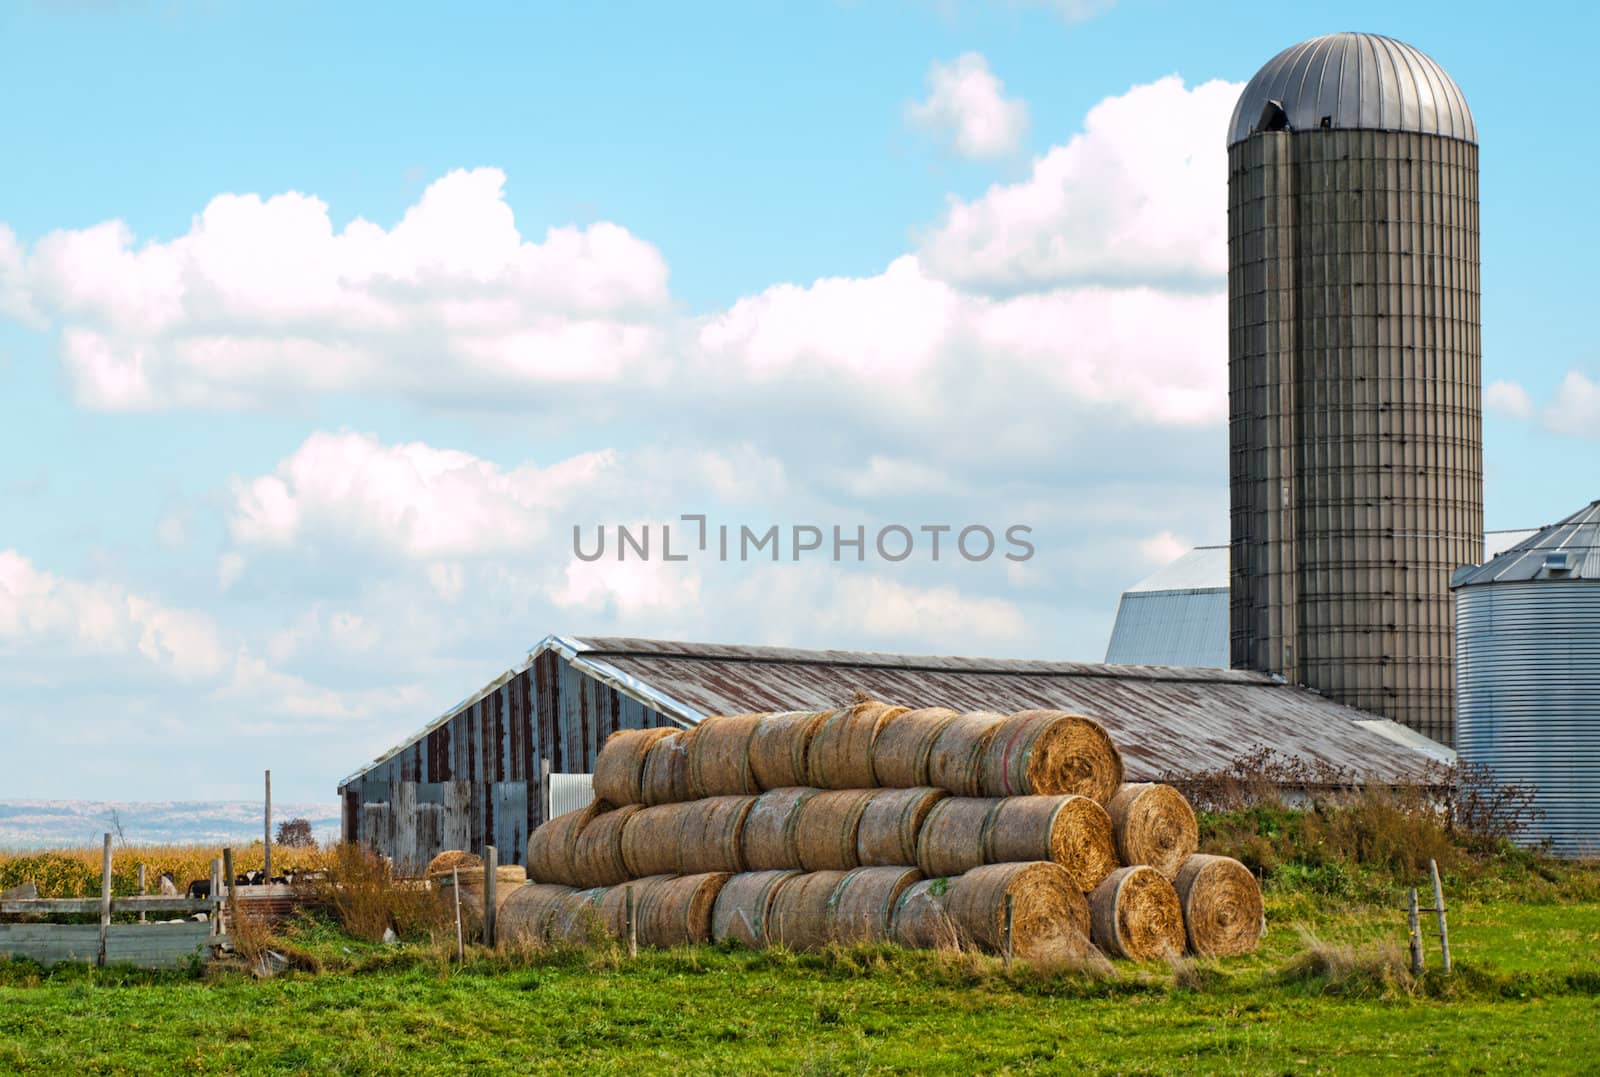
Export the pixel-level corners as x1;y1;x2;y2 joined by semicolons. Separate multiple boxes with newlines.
340;648;686;873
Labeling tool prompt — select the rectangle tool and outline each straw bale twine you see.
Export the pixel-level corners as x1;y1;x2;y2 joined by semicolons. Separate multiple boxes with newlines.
572;803;642;887
747;710;830;790
1089;865;1186;961
637;872;733;948
793;789;878;871
1104;783;1198;880
639;730;693;805
915;797;1001;878
619;803;693;878
424;850;481;878
498;883;577;944
593;728;675;806
980;710;1124;803
678;795;757;874
870;707;959;789
596;875;672;939
686;713;764;798
1172;854;1263;957
711;869;800;949
767;870;851;951
527;801;609;886
741;787;816;871
828;866;921;945
984;795;1118;893
926;711;1007;796
806;701;908;789
856;787;947;867
549;887;611;946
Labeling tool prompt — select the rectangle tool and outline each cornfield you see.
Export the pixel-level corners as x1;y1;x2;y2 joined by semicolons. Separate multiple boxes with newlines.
0;844;336;899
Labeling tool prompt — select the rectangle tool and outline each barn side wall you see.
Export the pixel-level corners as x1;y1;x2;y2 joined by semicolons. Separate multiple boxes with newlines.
337;649;686;874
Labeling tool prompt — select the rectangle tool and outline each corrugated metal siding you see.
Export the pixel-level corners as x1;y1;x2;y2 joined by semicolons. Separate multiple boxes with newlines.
340;651;685;873
1105;588;1229;668
1456;581;1600;857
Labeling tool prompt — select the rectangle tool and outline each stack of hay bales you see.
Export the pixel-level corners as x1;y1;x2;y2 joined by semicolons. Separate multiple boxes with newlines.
503;703;1261;961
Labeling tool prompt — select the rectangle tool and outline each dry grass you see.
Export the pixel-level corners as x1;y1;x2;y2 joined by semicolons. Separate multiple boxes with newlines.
1277;927;1418;998
308;844;451;944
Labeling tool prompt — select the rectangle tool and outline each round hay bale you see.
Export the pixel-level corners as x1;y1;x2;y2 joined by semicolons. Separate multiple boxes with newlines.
1104;783;1199;880
1089;865;1186;961
572;803;642;887
767;870;851;951
498;883;576;944
945;862;1092;961
549;887;610;946
890;878;961;951
806;701;909;789
596;875;672;940
870;707;959;789
527;801;609;886
984;795;1118;893
828;866;921;945
1172;854;1264;957
711;869;800;949
425;850;482;878
620;803;693;878
926;711;1007;796
678;795;757;874
980;710;1124;803
637;872;732;948
593;728;675;806
640;730;693;805
686;714;764;798
915;797;1001;878
741;787;816;871
856;787;947;867
793;789;878;871
748;710;831;790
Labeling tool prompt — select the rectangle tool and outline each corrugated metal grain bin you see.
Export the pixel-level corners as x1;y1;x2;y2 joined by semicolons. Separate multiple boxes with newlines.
1453;501;1600;857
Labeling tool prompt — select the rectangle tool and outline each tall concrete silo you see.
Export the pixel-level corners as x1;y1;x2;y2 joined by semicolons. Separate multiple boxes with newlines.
1227;33;1482;745
1452;501;1600;856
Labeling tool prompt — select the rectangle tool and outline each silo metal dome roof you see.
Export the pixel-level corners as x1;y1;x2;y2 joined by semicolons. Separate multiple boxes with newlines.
1452;501;1600;587
1228;32;1475;146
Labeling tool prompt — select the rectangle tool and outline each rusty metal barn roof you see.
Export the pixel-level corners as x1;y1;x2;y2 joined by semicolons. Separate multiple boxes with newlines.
345;634;1450;787
565;636;1447;783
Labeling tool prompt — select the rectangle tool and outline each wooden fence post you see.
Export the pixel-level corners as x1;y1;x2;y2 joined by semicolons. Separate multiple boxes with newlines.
222;848;235;937
625;885;637;959
210;859;222;937
97;833;112;969
1003;893;1014;971
1429;859;1452;974
483;846;498;949
452;866;465;963
1407;888;1424;975
264;770;273;882
137;864;147;925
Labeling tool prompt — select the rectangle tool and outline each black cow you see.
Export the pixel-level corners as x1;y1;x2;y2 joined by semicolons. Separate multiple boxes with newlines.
186;879;211;900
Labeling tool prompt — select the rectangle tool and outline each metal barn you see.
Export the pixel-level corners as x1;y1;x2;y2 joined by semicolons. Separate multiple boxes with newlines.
340;635;1449;873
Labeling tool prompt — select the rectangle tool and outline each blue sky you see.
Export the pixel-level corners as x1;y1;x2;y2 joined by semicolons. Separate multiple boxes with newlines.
2;1;1596;804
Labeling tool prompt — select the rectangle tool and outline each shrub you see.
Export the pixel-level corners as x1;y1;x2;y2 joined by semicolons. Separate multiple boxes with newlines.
276;819;316;848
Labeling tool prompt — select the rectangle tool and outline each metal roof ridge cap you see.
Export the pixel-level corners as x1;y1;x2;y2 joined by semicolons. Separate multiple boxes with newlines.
565;652;704;728
577;645;1275;686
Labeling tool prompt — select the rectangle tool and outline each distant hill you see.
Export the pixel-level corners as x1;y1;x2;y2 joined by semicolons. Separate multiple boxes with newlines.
0;800;341;850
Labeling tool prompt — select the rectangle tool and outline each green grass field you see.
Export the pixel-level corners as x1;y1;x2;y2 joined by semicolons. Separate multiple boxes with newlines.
3;889;1598;1075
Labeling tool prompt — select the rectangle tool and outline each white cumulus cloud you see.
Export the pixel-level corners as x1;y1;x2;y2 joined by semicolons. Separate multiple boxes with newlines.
1544;370;1600;437
918;75;1241;293
10;168;671;410
907;53;1030;159
1484;379;1534;420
